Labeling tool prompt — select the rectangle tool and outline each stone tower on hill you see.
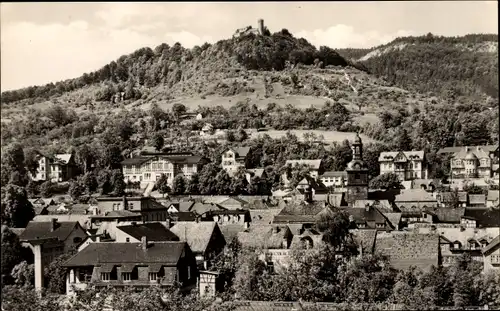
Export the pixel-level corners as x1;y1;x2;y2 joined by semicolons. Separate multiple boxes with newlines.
258;19;265;35
346;133;369;205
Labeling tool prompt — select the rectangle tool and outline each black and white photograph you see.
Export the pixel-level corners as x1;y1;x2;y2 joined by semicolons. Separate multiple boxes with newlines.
0;1;499;310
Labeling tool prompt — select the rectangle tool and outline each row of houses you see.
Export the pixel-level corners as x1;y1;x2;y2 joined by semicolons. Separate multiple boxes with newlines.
17;135;500;299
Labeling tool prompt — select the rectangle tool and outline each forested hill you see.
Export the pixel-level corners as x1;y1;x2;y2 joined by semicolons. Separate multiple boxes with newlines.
1;28;361;105
344;34;499;101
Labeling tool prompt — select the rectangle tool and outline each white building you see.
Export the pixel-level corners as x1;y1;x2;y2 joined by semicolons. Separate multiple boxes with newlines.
379;151;428;181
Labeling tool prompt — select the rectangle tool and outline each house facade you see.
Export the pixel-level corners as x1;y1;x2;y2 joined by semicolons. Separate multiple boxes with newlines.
96;196;171;224
379;151;428;181
482;235;500;273
64;240;198;295
450;146;499;179
121;154;208;187
221;147;251;176
319;171;347;188
31;153;78;182
281;159;323;188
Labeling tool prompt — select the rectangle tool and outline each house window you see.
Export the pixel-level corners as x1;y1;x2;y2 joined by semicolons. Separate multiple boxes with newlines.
122;273;132;282
492;255;500;264
149;273;158;282
187;266;191;280
126;238;130;242
100;273;110;281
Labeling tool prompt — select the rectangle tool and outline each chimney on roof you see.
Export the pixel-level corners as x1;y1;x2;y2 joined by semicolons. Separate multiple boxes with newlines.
244;222;250;229
51;218;58;232
132;221;137;226
365;203;371;212
141;236;148;251
273;226;280;233
465;147;470;152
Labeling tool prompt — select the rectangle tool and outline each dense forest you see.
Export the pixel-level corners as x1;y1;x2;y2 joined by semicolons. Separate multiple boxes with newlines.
359;34;498;100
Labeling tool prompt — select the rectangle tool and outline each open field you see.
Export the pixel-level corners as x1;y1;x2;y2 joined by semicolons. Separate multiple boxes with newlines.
246;129;377;144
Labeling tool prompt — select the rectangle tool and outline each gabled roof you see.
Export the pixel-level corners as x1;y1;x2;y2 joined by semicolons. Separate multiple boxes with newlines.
379;151;425;162
116;223;179;242
375;232;439;271
237;225;291;249
463;208;500;227
19;221;83;242
170;211;198;222
189;202;226;215
482;235;500;255
341;207;392;228
250;209;280;225
63;241;187;267
168;201;196;213
285;159;322;170
100;210;142;218
469;194;486;205
226;147;251;159
395;189;437;203
453;146;491;160
247;168;265;178
170;222;220;254
53;154;73;165
353;200;394;213
276;200;327;216
219;224;246;243
383;213;402;229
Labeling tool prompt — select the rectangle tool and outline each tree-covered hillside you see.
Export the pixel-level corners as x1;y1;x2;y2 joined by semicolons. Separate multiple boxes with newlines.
0;28;360;106
358;33;498;101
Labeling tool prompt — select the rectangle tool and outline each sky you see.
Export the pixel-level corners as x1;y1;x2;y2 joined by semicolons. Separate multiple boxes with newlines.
1;1;498;91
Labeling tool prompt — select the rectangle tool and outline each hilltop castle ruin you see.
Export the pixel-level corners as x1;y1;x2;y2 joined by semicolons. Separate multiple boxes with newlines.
233;19;265;38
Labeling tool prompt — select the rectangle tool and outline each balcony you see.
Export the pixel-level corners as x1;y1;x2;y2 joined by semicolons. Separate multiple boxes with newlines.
90;278;175;287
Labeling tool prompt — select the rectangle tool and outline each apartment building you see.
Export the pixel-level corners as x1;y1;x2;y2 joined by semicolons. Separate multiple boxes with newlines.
31;153;78;182
379;151;428;181
121;153;209;187
450;146;499;179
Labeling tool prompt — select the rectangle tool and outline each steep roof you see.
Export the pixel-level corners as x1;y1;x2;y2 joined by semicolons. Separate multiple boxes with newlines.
189;202;226;215
353;200;394;213
19;221;83;242
63;242;187;267
219;224;246;243
54;154;73;164
247;168;265;178
237;225;291;249
168;201;196;213
395;189;437;203
453;146;491;160
375;232;439;271
341;207;392;228
218;197;249;208
116;223;179;242
379;151;425;162
383;213;402;229
482;235;500;255
170;222;219;254
463;208;500;227
285;159;322;170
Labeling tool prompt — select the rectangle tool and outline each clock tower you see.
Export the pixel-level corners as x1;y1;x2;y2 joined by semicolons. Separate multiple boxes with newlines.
346;133;369;205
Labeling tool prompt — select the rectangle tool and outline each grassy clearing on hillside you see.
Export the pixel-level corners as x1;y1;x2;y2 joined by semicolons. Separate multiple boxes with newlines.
246;129;377;144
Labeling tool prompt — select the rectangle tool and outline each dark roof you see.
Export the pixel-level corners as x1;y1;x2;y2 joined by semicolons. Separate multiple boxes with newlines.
273;200;328;224
163;155;206;165
91;210;142;219
116;223;179;242
169;201;195;212
121;157;151;166
189;202;226;215
171;212;198;222
19;221;82;242
63;242;187;267
341;207;393;229
463;208;500;227
424;208;465;223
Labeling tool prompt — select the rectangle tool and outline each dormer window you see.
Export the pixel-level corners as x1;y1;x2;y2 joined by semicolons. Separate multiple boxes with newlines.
454;242;461;249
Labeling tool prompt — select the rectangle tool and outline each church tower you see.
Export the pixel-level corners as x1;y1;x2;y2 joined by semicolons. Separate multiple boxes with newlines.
346;133;369;205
